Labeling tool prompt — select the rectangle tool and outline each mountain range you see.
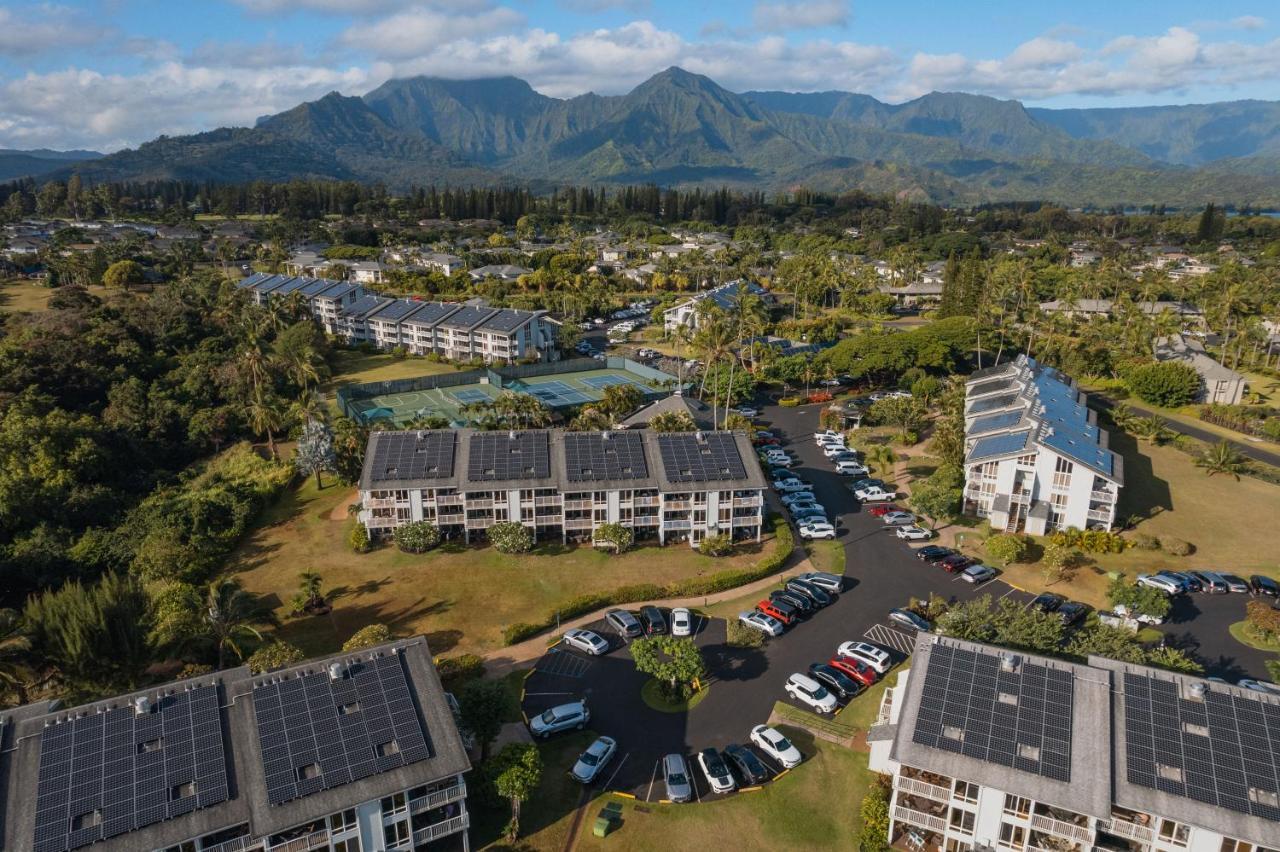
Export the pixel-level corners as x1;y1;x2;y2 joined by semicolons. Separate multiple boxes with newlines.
0;148;103;182
26;67;1280;207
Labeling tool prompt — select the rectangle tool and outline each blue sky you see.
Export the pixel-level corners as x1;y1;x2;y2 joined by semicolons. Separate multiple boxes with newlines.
1;0;1277;152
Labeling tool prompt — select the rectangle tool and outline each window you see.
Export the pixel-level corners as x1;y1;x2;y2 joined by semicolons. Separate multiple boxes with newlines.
1158;819;1189;847
330;809;357;832
384;820;410;847
949;807;975;835
998;823;1026;850
1052;457;1073;490
953;780;979;804
1015;453;1036;468
1003;795;1030;818
945;840;973;852
332;840;361;852
380;792;407;815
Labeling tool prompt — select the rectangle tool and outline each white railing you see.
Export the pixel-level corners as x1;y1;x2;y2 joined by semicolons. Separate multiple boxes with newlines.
893;805;947;833
895;775;951;803
534;496;562;506
465;518;494;529
633;496;660;506
203;835;264;852
409;781;467;815
412;813;470;846
663;520;692;530
267;830;329;852
1030;813;1093;843
1087;509;1112;522
731;517;759;526
564;518;593;529
366;498;397;508
1102;818;1153;844
467;499;495;509
435;495;463;506
563;499;592;510
875;688;895;726
1091;489;1117;502
732;496;763;507
664;501;693;510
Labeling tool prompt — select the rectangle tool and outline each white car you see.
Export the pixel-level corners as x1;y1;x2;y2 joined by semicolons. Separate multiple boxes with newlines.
838;641;892;674
1239;679;1280;696
696;748;737;794
766;455;794;468
962;564;998;584
772;478;810;493
570;735;618;783
799;571;843;593
1136;574;1182;595
816;436;845;450
734;406;760;418
799;522;836;540
835;461;870;475
738;610;784;636
881;511;915;525
855;486;895;502
895;525;933;541
751;724;802;768
1113;603;1165;625
813;429;844;442
671;607;693;637
822;443;851;458
562;628;610;656
785;673;838;713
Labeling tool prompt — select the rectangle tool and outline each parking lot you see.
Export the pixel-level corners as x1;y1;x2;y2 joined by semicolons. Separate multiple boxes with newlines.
520;396;1275;800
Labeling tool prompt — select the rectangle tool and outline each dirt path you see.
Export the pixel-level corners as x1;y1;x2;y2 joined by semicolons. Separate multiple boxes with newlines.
328;489;359;521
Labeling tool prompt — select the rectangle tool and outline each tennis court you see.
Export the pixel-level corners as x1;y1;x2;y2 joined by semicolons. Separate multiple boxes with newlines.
341;359;679;427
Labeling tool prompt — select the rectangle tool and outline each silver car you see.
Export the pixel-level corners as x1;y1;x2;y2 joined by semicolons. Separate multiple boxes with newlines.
571;735;618;783
529;700;589;738
663;753;693;803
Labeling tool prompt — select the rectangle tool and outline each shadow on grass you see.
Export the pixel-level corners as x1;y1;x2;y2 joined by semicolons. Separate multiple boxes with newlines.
1104;420;1173;523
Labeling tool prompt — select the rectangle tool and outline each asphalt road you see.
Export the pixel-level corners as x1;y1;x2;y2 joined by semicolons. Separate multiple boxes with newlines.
521;397;1276;799
1094;395;1280;468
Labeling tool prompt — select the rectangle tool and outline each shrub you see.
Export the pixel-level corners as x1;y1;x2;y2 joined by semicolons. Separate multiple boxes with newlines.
698;533;734;557
488;522;533;554
1125;361;1201;408
1130;533;1161;551
725;617;765;648
593;522;634;554
246;641;304;673
436;653;487;689
779;397;800;407
1163;537;1193;556
502;623;542;645
394;520;441;554
342;623;392;651
348;522;371;553
858;775;892;852
985;533;1030;566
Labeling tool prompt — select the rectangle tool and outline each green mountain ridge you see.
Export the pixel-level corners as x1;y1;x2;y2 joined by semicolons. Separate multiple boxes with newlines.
42;67;1280;206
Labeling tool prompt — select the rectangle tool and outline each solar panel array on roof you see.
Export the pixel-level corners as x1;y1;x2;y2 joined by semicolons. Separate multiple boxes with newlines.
345;295;390;319
467;431;551;481
253;653;431;807
298;277;338;297
439;306;497;329
371;299;426;322
913;643;1074;782
402;302;462;327
967;378;1017;398
1122;673;1280;822
967;430;1032;462
1041;429;1114;476
564;432;649;481
33;685;229;852
967;409;1027;436
968;393;1021;415
656;432;748;483
369;431;456;481
481;310;536;333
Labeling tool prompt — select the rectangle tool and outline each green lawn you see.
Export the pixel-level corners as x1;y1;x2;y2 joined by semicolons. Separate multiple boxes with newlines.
805;539;845;575
0;278;52;312
324;350;457;391
1228;621;1280;653
229;477;781;658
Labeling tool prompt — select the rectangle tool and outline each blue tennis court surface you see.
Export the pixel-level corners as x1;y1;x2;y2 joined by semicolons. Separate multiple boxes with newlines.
580;375;634;389
450;388;491;403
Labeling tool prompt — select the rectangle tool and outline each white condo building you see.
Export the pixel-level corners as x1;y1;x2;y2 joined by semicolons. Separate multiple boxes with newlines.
963;355;1122;534
870;634;1280;852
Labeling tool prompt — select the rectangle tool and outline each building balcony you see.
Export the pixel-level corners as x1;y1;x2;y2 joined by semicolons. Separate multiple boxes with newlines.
409;780;467;815
1087;508;1113;522
893;775;951;804
633;496;660;506
203;836;264;852
664;501;693;511
1030;813;1094;844
1090;489;1117;502
633;516;659;525
412;813;470;847
731;496;763;507
565;518;593;530
465;518;495;529
268;830;329;852
893;805;948;834
664;520;692;530
534;496;562;506
731;516;760;527
467;499;496;509
563;499;592;510
1101;817;1153;844
434;495;463;506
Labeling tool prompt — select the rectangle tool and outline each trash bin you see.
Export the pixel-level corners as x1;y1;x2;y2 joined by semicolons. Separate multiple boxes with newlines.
593;802;624;837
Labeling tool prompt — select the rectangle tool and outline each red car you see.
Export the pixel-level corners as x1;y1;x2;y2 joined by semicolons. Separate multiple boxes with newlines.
753;437;781;447
866;505;901;517
756;600;794;626
829;656;877;686
939;554;975;573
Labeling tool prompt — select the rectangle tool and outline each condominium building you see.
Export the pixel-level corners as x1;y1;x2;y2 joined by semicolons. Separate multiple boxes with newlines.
235;274;559;364
869;633;1280;852
962;355;1122;534
662;280;769;332
358;428;767;547
0;638;472;852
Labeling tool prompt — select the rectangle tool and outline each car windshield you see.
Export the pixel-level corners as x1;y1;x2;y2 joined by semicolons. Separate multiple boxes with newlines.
539;709;559;724
580;752;599;766
668;772;687;785
773;735;793;751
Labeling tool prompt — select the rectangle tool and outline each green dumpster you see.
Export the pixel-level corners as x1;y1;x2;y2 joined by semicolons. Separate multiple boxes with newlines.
593;802;624;837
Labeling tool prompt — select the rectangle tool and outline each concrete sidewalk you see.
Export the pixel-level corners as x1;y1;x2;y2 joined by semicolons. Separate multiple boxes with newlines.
481;544;812;678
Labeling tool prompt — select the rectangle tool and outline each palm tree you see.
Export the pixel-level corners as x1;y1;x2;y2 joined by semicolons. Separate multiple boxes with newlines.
248;393;285;459
864;444;897;477
204;579;278;670
298;571;326;611
570;407;613;431
1195;440;1248;480
0;609;33;705
1130;416;1175;445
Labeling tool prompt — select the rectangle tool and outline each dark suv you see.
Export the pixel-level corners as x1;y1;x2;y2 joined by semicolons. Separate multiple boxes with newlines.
1031;592;1064;614
639;605;667;635
786;578;832;607
1250;575;1280;599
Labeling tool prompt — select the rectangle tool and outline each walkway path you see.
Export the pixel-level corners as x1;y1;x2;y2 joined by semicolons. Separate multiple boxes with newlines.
1098;396;1280;468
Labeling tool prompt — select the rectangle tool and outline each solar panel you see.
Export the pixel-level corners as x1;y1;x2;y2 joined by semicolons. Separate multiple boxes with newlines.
564;432;649;481
369;431;456;481
967;430;1032;462
967;393;1021;415
32;685;229;852
655;432;748;483
253;653;431;807
467;431;551;481
911;644;1074;782
1122;672;1280;822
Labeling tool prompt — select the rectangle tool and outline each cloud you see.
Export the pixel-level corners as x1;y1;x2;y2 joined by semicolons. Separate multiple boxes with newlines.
558;0;650;11
752;0;850;33
338;4;525;59
0;4;111;56
1230;15;1266;30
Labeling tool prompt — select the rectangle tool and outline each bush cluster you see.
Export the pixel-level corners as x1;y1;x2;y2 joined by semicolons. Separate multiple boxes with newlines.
725;617;765;648
394;520;441;554
1130;533;1161;551
488;521;534;554
1046;527;1127;554
348;522;371;554
1163;537;1193;556
779;397;800;407
985;533;1030;566
435;653;486;690
342;623;392;651
697;533;734;557
593;522;634;554
1124;361;1201;408
502;518;794;645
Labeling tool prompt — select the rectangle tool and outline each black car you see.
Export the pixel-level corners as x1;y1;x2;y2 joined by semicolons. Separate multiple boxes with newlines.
723;744;768;784
1030;592;1064;614
808;663;863;700
1250;575;1280;598
1169;571;1204;593
849;477;886;490
1056;601;1090;626
639;605;667;635
770;589;813;613
1189;571;1228;594
786;578;832;607
917;546;955;563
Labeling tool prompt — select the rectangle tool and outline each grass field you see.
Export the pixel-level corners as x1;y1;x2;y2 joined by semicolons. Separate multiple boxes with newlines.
323;350;457;392
229;478;780;658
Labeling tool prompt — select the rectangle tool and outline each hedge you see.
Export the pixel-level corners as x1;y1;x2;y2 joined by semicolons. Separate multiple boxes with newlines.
779;397;800;407
502;517;795;645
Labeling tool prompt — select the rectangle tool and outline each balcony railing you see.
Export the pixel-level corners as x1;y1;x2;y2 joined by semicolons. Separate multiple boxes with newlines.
465;518;495;529
875;688;895;726
1101;818;1153;844
434;495;463;506
633;496;660;506
893;805;947;834
267;830;329;852
409;781;467;815
731;517;759;526
203;835;264;852
895;775;951;803
534;496;562;506
731;496;763;507
1090;489;1117;502
1030;814;1094;844
563;499;592;510
366;498;397;509
412;813;470;846
1087;508;1112;522
663;500;693;510
467;499;495;509
564;518;593;529
663;520;692;530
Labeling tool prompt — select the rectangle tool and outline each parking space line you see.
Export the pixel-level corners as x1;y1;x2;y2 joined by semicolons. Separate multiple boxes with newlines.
604;752;629;790
864;623;916;655
645;759;659;802
691;757;702;803
997;586;1020;601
